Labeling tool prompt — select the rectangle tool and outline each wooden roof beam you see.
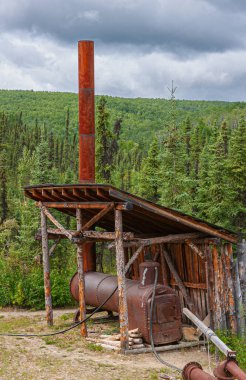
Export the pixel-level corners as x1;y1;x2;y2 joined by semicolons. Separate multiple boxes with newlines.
138;232;206;246
36;201;133;210
82;230;135;241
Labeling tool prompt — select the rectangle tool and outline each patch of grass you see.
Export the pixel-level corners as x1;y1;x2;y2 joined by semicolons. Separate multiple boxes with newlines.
0;315;4;319
0;316;32;333
86;342;103;352
98;363;115;368
60;313;74;321
60;314;70;321
214;330;246;371
43;338;58;345
148;370;159;380
102;322;120;335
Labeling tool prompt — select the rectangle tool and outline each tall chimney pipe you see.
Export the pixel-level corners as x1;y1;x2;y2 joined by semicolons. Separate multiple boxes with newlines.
77;41;96;272
78;40;95;183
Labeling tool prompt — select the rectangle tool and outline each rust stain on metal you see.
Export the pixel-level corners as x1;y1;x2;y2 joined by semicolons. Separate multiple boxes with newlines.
78;40;95;183
182;362;217;380
70;268;182;345
223;360;246;380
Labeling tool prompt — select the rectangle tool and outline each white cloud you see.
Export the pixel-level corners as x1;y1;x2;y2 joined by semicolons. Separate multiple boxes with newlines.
1;31;245;101
0;0;246;101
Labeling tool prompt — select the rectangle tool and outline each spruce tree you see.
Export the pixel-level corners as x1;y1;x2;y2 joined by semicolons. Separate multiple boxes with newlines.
197;121;232;227
96;96;114;182
139;137;161;202
228;116;246;232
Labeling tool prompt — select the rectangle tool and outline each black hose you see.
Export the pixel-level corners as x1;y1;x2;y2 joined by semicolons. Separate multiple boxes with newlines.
0;285;118;337
149;266;182;373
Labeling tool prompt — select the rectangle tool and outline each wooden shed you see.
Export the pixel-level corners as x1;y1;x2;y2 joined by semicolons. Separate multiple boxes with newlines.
24;183;244;350
23;41;245;352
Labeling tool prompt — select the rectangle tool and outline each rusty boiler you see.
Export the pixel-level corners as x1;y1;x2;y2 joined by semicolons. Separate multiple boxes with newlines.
70;261;182;345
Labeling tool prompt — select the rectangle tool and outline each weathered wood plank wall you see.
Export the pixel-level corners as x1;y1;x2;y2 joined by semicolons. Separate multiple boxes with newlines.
125;241;242;333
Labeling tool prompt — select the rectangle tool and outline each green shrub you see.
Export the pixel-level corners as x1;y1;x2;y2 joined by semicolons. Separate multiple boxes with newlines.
215;330;246;371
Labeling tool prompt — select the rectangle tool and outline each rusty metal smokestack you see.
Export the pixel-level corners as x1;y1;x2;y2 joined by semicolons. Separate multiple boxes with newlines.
77;40;96;272
78;40;95;183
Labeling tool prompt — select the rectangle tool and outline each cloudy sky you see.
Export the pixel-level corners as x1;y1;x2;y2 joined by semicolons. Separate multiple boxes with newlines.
0;0;246;100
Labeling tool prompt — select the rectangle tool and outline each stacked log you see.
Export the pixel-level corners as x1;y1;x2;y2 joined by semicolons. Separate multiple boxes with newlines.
86;328;145;351
128;328;145;349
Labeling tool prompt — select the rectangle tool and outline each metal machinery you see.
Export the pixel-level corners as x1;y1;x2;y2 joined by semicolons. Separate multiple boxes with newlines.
70;261;183;345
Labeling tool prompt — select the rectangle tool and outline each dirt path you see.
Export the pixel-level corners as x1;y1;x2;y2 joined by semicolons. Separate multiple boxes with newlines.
0;308;214;380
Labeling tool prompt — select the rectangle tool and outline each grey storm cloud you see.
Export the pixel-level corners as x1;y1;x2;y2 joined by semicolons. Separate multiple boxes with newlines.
1;0;246;54
0;0;246;100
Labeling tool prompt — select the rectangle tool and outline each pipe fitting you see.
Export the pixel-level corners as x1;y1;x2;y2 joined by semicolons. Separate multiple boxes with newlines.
214;360;234;380
182;362;217;380
214;360;246;380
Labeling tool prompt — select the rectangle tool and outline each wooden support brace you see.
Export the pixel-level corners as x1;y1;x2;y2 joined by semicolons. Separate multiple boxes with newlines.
115;209;129;352
163;247;197;315
49;237;61;256
40;208;53;326
80;203;114;231
124;244;145;275
76;209;87;337
38;202;74;241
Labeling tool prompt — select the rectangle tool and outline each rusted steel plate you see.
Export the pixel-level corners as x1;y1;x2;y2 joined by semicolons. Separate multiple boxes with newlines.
70;265;182;345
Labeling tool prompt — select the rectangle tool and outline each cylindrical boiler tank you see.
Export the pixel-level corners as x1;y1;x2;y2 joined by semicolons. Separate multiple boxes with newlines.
70;262;182;345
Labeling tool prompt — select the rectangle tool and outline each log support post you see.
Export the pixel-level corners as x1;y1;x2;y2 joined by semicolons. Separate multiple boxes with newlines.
237;239;246;336
205;244;215;330
76;208;87;337
41;207;53;326
115;209;129;352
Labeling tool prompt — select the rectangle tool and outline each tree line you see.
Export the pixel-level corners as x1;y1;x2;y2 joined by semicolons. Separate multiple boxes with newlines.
0;94;245;309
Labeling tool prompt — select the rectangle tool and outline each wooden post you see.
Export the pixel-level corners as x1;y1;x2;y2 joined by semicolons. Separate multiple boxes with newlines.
237;239;246;336
212;245;221;329
76;208;87;337
40;208;53;326
205;244;215;330
115;209;129;351
225;243;237;333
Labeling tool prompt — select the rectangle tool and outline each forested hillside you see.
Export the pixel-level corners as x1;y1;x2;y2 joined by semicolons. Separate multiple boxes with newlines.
0;89;245;308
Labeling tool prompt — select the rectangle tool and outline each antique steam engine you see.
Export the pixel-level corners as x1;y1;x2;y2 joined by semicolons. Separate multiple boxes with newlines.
70;261;182;345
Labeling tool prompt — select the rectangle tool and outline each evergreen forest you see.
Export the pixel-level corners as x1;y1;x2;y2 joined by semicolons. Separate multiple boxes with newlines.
0;89;245;309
